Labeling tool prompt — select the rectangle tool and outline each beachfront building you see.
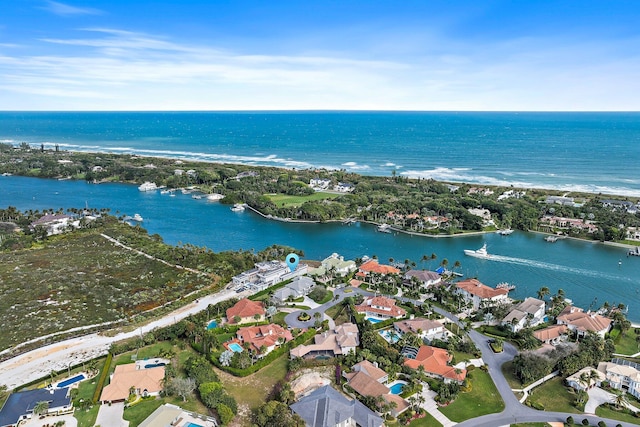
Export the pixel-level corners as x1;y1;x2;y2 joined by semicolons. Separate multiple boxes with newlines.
404;345;467;384
501;297;546;333
290;323;359;359
310;178;332;190
539;216;599;234
234;324;293;356
355;296;406;321
231;260;308;291
467;208;495;227
393;317;447;343
556;306;612;338
290;385;383;427
626;226;640;241
566;367;606;392
100;363;165;403
404;269;442;289
272;276;315;304
0;388;73;427
533;324;569;345
454;279;509;311
597;360;640;398
334;182;355;192
29;214;80;236
226;298;265;324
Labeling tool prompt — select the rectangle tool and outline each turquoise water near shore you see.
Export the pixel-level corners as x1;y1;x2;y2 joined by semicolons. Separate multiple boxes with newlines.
2;175;639;321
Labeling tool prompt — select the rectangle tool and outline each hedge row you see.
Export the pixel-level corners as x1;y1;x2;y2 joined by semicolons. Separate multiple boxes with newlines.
92;352;113;404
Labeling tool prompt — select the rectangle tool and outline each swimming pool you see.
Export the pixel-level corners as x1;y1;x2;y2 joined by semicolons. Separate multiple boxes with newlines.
388;380;407;395
56;374;86;388
366;317;383;324
378;329;399;343
207;320;218;330
144;362;166;369
228;343;243;352
185;423;204;427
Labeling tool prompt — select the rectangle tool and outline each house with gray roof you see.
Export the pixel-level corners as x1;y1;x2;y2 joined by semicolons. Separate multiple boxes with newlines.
273;276;315;303
290;385;383;427
501;297;546;332
0;388;73;427
404;270;442;288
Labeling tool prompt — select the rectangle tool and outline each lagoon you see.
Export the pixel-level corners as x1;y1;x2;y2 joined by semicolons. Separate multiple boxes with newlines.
2;175;640;321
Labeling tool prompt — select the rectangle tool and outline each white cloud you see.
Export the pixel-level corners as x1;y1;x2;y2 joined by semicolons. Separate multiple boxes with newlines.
42;1;103;16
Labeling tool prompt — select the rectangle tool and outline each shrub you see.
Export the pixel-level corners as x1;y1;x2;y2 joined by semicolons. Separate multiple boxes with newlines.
566;416;574;425
92;353;113;404
597;421;606;427
582;419;589;426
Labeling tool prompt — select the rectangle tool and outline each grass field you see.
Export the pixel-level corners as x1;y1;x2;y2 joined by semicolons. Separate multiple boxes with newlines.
123;398;164;427
407;412;443;427
526;377;580;414
266;192;339;207
613;328;640;356
439;369;504;422
595;403;640;425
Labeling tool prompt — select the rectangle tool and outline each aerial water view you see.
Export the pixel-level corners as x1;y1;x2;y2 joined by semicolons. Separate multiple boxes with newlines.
1;2;640;427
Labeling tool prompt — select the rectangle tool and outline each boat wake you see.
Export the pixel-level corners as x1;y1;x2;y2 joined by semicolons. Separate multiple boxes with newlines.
483;254;633;283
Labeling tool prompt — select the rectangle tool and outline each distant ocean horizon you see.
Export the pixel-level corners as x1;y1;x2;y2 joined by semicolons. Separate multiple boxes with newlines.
1;111;640;197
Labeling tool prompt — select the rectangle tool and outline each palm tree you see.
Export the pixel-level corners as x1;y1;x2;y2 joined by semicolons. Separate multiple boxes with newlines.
33;401;49;416
537;286;550;301
614;392;629;409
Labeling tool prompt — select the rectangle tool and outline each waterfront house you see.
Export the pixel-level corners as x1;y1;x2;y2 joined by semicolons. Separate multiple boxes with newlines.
556;306;612;338
404;345;466;383
310;178;332;190
29;214;77;236
100;363;165;403
334;182;355;192
235;323;293;356
393;317;447;343
597;360;640;399
566;367;606;392
501;297;546;332
314;253;357;277
272;276;315;303
290;385;383;427
539;215;599;234
356;260;400;282
533;324;569;345
231;260;308;290
0;388;73;427
454;279;509;311
226;298;265;324
290;323;359;359
404;269;442;289
355;296;406;321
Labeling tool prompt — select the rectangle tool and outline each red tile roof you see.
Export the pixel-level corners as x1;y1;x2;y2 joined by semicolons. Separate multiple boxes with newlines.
359;260;400;275
455;279;509;299
355;296;407;318
237;324;293;353
226;298;265;323
404;345;466;382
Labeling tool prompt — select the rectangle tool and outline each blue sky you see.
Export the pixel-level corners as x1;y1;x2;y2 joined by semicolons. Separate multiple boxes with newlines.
1;0;639;111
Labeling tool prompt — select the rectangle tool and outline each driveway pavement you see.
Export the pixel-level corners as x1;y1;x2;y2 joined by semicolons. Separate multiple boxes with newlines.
96;402;129;427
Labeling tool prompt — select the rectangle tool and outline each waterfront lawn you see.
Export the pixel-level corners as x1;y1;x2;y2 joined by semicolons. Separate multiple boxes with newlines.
439;369;504;422
525;377;580;414
216;353;289;410
123;398;164;427
266;192;338;207
612;327;640;355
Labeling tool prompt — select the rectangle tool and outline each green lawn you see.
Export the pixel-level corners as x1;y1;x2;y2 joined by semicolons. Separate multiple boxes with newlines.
613;329;640;356
266;192;338;207
74;405;100;427
439;369;504;422
123;398;164;427
407;412;443;427
502;361;525;389
595;403;640;425
218;353;289;410
526;377;580;414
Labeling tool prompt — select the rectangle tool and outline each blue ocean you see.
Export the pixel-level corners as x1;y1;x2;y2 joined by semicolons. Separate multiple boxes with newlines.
2;111;640;196
1;112;640;320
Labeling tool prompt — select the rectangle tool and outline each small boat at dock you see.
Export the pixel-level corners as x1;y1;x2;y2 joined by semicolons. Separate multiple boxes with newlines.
138;182;158;192
231;203;245;212
207;193;224;201
497;229;513;235
545;235;559;243
377;224;392;233
496;282;515;291
628;247;640;257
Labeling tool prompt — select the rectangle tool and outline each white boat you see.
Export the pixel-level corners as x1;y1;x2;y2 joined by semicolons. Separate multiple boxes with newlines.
496;282;515;290
207;193;224;201
132;213;143;222
138;182;158;192
497;229;513;236
464;243;492;259
377;224;392;233
192;195;202;200
231;203;245;212
160;189;172;195
628;247;640;257
545;235;559;243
